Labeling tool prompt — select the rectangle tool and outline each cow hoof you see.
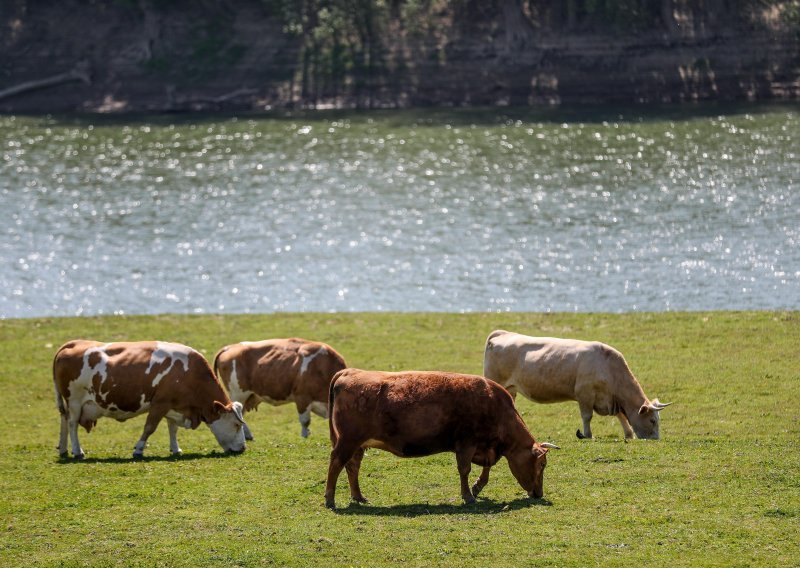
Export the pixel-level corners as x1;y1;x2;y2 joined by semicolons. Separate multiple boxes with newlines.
73;452;85;460
351;496;369;505
325;500;336;510
132;452;144;460
59;451;69;459
463;495;477;505
471;483;484;497
576;429;587;440
171;450;183;456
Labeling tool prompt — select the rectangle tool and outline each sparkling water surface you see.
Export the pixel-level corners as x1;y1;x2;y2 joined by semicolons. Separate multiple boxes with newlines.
1;106;798;317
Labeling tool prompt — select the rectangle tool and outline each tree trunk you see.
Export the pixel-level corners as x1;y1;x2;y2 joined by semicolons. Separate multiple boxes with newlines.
661;0;681;39
502;0;536;51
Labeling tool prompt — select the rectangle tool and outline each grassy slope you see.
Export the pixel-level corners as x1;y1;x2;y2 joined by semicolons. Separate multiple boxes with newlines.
0;312;797;566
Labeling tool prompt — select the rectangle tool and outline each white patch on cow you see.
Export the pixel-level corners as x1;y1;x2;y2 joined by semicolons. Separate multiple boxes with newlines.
79;400;103;423
103;393;150;422
209;408;247;453
69;343;115;415
300;346;326;374
147;342;191;387
78;343;111;387
165;410;193;429
227;360;255;405
309;401;328;418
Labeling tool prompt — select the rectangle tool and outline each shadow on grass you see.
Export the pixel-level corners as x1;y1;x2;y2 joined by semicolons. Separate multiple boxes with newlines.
56;451;240;464
331;496;551;517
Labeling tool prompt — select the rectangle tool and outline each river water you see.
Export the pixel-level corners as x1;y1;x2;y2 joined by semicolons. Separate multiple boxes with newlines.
1;106;798;317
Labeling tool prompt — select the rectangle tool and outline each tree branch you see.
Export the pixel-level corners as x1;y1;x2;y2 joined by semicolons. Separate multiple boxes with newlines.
0;61;91;102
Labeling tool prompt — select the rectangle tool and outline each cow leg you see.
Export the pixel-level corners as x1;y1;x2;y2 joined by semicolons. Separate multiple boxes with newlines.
577;402;594;439
58;412;69;458
294;397;315;438
242;421;254;442
345;448;368;504
297;405;312;438
325;443;358;509
133;408;166;458
455;446;477;504
167;419;182;455
67;404;85;459
617;412;635;439
471;466;491;497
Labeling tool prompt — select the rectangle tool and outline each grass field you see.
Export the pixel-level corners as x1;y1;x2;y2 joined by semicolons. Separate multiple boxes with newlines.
0;311;798;566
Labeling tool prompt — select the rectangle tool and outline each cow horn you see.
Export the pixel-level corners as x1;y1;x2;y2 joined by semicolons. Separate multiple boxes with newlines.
540;442;561;450
231;401;246;424
650;399;672;410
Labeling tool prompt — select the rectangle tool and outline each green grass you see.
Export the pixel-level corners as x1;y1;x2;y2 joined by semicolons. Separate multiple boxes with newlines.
0;312;798;566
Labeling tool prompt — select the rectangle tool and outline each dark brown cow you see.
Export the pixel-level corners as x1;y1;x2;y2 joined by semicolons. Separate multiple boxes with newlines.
53;340;247;459
324;369;559;509
214;338;347;439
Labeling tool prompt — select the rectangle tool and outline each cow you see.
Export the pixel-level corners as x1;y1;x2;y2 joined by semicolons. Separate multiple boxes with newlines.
213;338;347;440
324;368;559;509
53;340;247;459
483;330;672;440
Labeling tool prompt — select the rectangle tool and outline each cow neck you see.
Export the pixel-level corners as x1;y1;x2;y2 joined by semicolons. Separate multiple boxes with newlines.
196;371;231;424
614;373;649;418
504;414;536;456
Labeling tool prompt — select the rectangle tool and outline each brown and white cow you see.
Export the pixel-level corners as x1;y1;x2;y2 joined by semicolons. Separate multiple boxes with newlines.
483;330;672;440
53;340;247;459
324;368;559;509
213;338;347;439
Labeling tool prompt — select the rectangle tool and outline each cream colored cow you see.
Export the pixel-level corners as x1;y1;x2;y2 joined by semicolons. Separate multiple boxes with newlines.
483;330;671;440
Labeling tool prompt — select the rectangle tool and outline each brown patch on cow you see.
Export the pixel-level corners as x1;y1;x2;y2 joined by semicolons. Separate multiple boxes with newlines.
87;351;102;369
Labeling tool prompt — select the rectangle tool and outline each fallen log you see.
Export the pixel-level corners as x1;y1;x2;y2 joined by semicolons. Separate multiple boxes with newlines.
0;61;91;102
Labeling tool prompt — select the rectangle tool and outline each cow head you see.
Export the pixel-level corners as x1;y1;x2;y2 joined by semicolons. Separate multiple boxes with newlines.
508;442;560;499
632;398;672;439
209;401;247;453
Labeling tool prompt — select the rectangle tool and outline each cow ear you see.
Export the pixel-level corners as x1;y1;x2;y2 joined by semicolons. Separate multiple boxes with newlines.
213;400;229;413
638;403;651;415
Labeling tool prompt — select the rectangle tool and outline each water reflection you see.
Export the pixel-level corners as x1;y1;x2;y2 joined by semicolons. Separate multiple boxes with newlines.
1;106;798;317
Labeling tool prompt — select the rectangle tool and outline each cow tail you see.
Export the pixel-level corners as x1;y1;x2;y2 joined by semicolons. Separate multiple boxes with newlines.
212;347;226;379
328;370;344;447
483;330;506;378
52;343;69;416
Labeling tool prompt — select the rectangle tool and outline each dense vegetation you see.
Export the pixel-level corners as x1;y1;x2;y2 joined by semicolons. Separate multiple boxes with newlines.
260;0;800;106
0;312;797;565
2;0;798;110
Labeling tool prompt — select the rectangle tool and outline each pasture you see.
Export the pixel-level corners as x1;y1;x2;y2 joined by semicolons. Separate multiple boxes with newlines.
0;311;798;566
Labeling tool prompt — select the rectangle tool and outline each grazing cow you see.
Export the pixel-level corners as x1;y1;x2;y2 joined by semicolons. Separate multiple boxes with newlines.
53;340;247;459
324;368;559;509
214;338;347;439
483;330;672;440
